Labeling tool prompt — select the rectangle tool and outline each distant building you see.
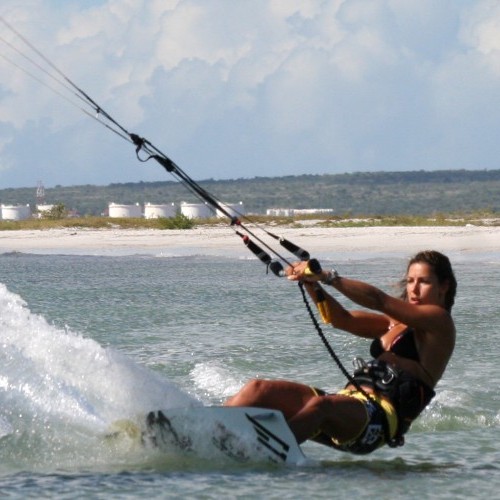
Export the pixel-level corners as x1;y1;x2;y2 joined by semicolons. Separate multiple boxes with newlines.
266;208;294;217
216;201;245;219
266;208;334;216
108;203;142;218
144;203;176;219
36;204;55;218
1;204;31;220
180;202;214;219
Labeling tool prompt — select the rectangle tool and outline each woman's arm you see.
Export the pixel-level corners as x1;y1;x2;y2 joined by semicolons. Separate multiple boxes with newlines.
290;262;452;335
328;275;453;334
302;281;390;338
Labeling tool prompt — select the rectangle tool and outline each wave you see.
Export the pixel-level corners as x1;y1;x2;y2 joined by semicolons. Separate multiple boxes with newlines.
0;283;200;472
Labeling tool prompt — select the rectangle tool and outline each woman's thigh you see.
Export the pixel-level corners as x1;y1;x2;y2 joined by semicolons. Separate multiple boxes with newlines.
226;379;317;418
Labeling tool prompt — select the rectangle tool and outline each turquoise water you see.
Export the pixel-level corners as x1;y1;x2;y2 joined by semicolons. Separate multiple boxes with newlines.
0;248;498;498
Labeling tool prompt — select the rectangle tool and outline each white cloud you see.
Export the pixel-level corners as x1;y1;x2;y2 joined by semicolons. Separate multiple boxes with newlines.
0;0;499;189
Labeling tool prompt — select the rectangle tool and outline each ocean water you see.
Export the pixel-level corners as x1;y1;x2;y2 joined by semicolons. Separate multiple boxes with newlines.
0;245;498;498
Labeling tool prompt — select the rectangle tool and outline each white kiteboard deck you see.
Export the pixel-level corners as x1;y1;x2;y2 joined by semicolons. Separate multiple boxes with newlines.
108;406;306;465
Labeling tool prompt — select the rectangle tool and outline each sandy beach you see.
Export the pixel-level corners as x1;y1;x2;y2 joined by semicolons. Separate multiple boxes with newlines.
0;225;498;259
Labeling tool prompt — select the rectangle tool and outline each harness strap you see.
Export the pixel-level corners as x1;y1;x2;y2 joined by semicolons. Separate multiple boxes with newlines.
350;358;437;447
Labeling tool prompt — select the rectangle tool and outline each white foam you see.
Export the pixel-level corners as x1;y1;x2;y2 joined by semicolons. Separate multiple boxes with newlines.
0;283;199;432
190;363;244;404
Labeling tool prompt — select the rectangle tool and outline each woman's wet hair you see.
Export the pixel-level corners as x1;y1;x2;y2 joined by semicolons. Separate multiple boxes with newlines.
400;250;457;311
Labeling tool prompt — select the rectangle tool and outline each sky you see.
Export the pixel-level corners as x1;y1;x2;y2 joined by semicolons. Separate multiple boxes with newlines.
1;0;500;189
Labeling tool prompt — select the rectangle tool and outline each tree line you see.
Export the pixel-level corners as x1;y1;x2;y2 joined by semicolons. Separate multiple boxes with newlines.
0;169;499;216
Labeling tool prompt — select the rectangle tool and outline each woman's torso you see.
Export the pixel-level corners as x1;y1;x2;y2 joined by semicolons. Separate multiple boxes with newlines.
370;322;454;388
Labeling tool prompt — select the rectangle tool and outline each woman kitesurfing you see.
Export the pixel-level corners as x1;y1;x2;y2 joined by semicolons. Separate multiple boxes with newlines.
1;15;457;457
226;251;456;454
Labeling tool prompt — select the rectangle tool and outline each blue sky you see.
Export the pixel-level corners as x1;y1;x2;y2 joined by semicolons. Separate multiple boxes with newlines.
1;0;499;188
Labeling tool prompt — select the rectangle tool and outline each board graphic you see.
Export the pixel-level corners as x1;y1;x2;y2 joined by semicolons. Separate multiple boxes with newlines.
108;406;306;465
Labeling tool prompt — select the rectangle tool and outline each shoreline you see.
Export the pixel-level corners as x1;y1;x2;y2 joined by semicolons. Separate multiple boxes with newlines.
0;226;498;259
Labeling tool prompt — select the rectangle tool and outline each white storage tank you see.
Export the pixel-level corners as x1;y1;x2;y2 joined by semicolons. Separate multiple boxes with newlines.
36;204;55;218
216;201;245;219
108;203;142;218
1;204;31;220
266;208;295;216
144;203;176;219
180;202;214;219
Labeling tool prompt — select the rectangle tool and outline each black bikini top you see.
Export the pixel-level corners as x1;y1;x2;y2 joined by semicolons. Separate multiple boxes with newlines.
370;327;420;362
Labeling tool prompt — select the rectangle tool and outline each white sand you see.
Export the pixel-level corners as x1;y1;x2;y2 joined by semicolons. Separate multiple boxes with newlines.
0;225;498;259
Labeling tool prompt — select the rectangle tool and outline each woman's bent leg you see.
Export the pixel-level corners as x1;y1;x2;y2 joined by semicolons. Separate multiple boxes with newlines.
225;379;317;420
225;380;368;445
288;394;368;444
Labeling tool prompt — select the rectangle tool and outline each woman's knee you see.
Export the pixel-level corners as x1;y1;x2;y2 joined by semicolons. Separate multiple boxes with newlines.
226;378;272;406
240;379;273;400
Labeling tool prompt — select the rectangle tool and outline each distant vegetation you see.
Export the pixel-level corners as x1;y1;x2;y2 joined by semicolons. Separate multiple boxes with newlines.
0;213;195;231
0;211;497;231
0;169;499;218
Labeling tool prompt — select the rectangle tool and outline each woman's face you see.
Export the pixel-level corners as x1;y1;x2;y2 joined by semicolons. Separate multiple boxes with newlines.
406;262;448;307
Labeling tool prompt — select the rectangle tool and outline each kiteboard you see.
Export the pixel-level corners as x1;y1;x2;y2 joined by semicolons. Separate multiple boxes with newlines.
108;406;306;465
